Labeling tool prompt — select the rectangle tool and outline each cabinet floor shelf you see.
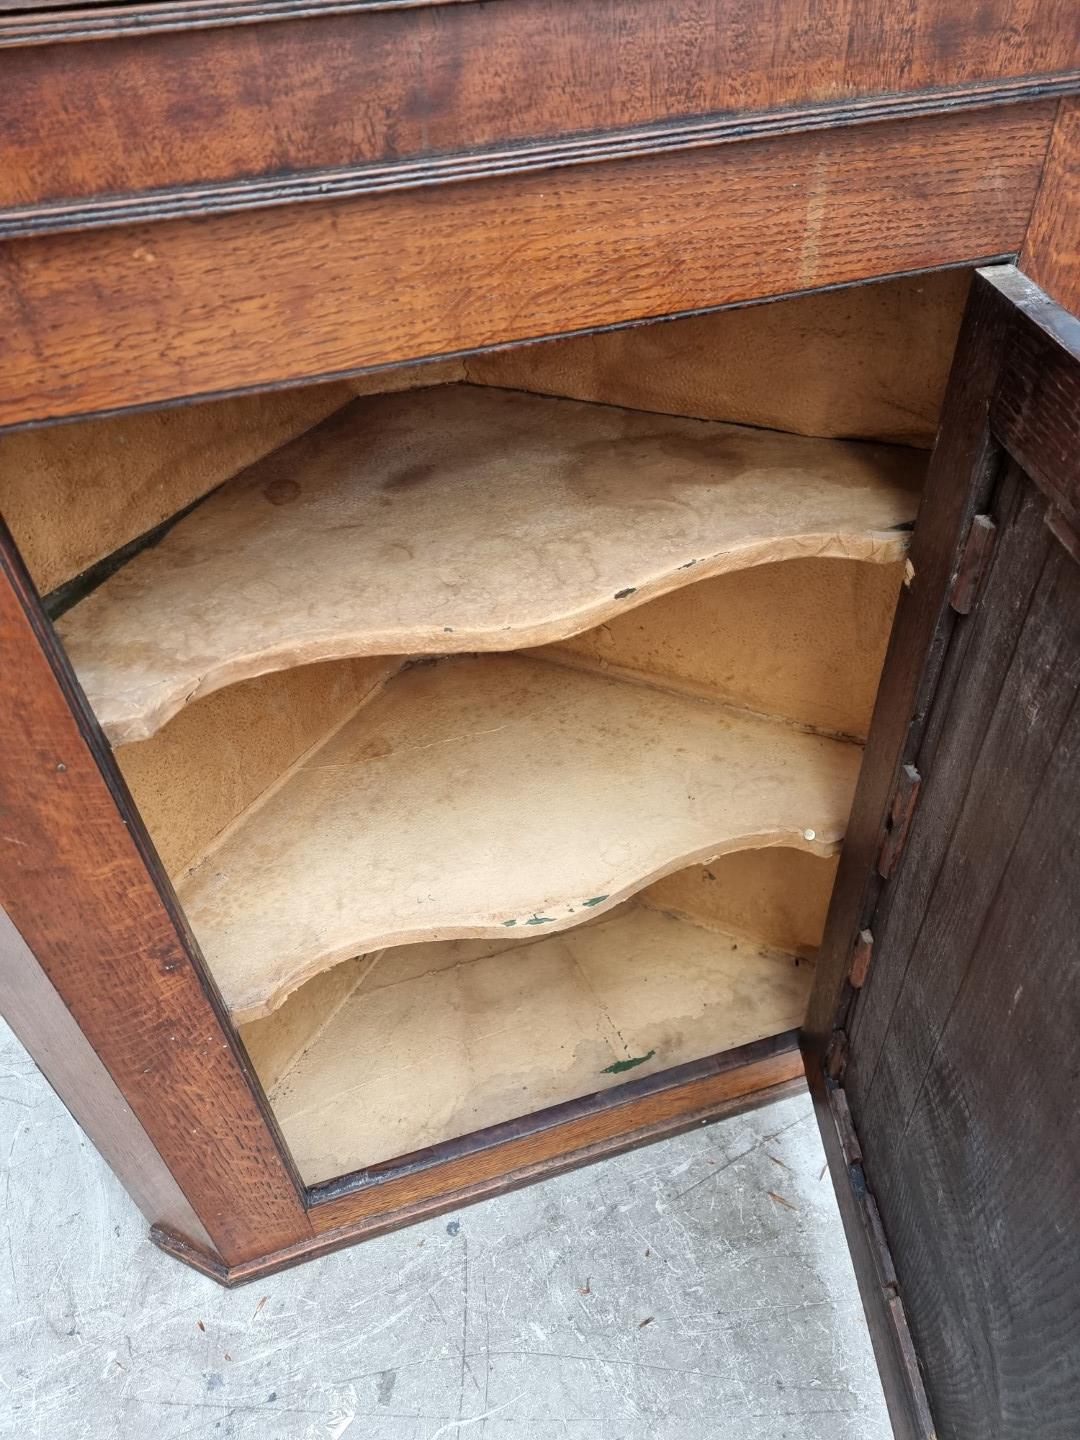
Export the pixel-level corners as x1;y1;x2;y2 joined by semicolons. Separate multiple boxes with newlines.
58;383;922;744
180;652;860;1022
264;900;814;1184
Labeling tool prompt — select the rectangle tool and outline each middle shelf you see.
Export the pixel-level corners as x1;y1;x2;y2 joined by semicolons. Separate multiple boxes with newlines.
178;652;862;1022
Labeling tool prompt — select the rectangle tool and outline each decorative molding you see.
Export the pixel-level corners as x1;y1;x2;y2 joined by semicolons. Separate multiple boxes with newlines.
0;0;474;47
2;74;1077;242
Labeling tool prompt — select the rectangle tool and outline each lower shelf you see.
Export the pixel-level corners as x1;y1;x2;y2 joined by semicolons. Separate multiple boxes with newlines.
261;899;813;1184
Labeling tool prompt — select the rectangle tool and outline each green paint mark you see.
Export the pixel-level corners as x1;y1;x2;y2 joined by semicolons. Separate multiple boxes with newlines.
502;919;517;928
581;895;609;908
602;1049;656;1075
614;586;637;599
525;915;556;926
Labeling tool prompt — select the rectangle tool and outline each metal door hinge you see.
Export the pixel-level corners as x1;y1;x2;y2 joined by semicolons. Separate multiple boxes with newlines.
949;513;997;614
830;1083;863;1165
849;928;874;989
877;763;921;879
825;1029;849;1081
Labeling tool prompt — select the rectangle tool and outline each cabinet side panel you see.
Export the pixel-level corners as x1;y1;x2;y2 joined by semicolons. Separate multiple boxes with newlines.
0;905;217;1255
0;523;311;1264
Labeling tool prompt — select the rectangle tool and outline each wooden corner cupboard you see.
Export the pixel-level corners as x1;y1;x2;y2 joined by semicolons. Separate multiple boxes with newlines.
1;4;1078;1436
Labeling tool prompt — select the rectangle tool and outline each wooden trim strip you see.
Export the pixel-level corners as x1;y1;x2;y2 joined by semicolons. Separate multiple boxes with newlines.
812;1075;938;1439
307;1039;805;1234
3;76;1076;240
153;1060;806;1284
0;0;473;45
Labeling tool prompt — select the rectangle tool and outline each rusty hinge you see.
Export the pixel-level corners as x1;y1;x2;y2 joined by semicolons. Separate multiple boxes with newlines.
949;512;997;614
849;928;874;989
825;1028;849;1081
830;1083;863;1165
877;763;921;879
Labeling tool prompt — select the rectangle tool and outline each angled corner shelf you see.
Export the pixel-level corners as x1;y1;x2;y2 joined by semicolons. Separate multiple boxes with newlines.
179;654;861;1023
58;383;923;745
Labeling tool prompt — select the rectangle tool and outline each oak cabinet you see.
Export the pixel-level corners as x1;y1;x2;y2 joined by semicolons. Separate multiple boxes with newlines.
0;5;1077;1437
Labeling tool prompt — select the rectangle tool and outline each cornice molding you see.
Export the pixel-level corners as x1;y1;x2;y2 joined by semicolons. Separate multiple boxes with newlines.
2;74;1076;242
0;0;474;47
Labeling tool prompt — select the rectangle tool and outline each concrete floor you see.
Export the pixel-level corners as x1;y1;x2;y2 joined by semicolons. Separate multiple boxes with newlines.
1;1018;890;1440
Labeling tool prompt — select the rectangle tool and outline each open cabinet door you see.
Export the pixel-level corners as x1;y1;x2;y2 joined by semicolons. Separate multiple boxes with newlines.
804;265;1080;1440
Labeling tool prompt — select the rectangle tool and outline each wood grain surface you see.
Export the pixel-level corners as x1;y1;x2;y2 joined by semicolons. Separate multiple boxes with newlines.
802;267;1023;1435
850;480;1080;1440
0;104;1054;428
0;520;310;1264
810;270;1080;1438
847;467;1057;1110
803;267;1019;1056
0;0;1075;221
1021;97;1080;313
991;289;1080;529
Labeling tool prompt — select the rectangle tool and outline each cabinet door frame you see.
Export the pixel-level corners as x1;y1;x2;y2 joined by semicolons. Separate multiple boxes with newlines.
805;263;1080;1440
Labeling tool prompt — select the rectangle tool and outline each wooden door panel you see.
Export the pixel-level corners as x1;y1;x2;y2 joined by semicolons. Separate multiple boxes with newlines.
848;469;1073;1112
807;267;1080;1439
849;483;1080;1439
864;765;1080;1435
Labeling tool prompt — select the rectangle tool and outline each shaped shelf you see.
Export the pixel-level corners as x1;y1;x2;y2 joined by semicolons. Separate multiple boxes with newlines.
59;384;923;744
179;654;861;1022
265;901;814;1184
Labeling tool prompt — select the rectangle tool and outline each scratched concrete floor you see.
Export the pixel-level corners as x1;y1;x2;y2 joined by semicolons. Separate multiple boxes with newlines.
1;1018;891;1440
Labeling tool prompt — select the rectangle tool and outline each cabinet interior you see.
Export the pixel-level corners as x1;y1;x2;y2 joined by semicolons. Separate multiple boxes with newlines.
0;269;971;1187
